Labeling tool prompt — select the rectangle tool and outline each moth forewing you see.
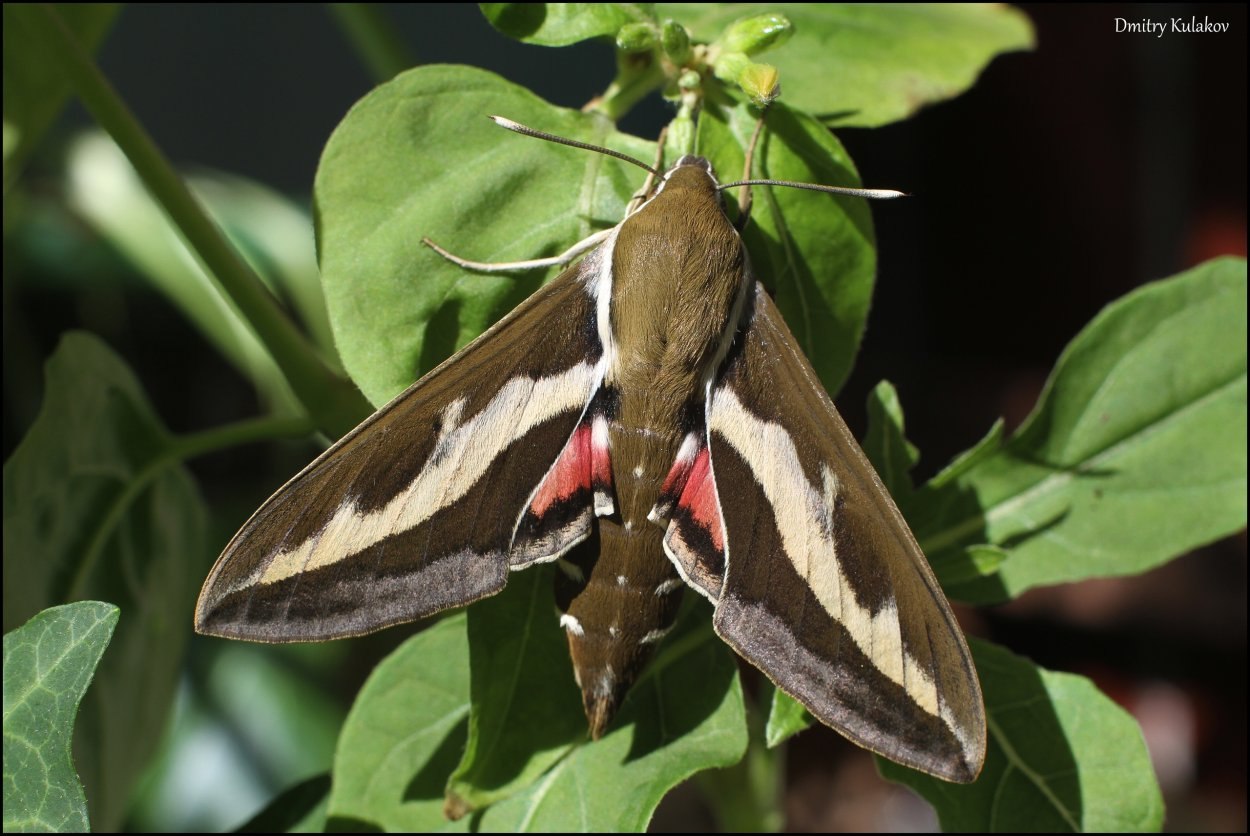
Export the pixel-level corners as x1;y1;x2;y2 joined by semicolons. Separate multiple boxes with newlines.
196;116;985;784
701;285;986;783
194;255;608;642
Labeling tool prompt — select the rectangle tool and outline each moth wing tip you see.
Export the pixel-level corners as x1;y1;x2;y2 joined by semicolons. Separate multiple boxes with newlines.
910;744;985;784
944;756;984;785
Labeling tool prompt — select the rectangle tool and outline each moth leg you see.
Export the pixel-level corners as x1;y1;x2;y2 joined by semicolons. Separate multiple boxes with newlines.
733;114;768;231
421;227;613;273
625;126;669;217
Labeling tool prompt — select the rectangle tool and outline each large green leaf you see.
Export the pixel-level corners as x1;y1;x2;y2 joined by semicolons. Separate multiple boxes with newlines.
3;333;208;830
481;3;655;46
447;601;746;831
315;64;653;406
445;568;584;813
316;64;880;405
327;616;470;830
881;639;1164;832
237;774;331;834
3;602;119;833
327;592;745;830
661;3;1034;127
913;257;1247;602
447;567;745;823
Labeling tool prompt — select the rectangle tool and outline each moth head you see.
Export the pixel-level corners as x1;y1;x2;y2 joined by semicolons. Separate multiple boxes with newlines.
655;156;725;210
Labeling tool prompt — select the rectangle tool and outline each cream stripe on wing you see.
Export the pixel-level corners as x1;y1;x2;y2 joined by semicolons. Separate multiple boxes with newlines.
710;389;939;719
258;361;598;586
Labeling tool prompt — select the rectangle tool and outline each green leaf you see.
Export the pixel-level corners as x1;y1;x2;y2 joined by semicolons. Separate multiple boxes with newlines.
237;773;331;834
3;601;119;833
66;132;334;414
327;615;471;831
318;66;879;403
762;685;811;748
328;597;745;830
933;544;1008;588
481;3;655;46
450;605;746;831
927;418;1006;490
3;333;209;830
2;4;118;188
448;569;746;825
916;257;1248;602
446;568;584;812
881;639;1164;832
696;100;877;394
863;380;919;498
661;3;1034;127
315;64;654;406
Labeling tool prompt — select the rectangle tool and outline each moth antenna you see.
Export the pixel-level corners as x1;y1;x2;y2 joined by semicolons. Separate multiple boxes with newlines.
423;228;613;274
490;116;658;176
719;179;907;200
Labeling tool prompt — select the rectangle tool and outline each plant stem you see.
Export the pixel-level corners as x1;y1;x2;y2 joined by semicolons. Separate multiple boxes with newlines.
587;51;664;122
21;3;372;439
170;414;318;461
326;3;415;84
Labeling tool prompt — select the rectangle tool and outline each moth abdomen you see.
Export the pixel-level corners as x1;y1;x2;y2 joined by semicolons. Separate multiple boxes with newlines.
555;519;684;738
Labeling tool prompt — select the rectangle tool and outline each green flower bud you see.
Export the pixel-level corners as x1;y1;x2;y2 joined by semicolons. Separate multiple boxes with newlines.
664;69;702;102
722;13;793;56
739;62;781;106
616;22;656;53
713;51;751;84
660;19;691;63
667;110;696;158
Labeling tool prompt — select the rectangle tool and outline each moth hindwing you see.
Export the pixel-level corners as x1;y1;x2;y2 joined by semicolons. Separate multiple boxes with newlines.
196;121;986;784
